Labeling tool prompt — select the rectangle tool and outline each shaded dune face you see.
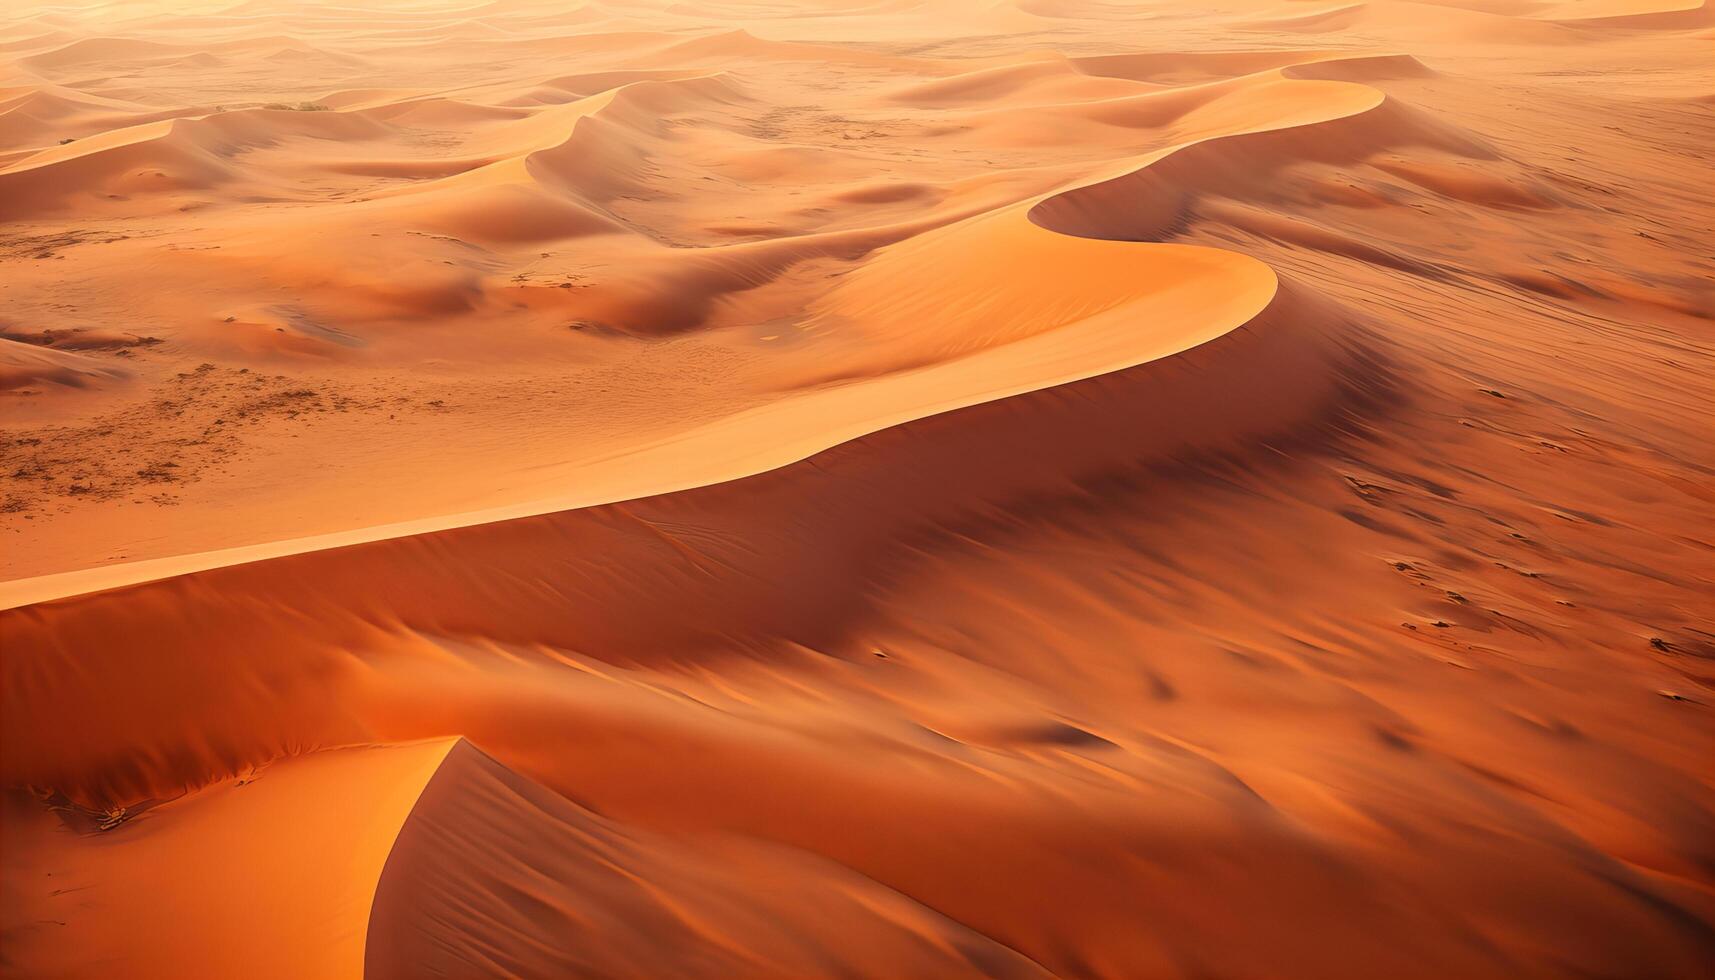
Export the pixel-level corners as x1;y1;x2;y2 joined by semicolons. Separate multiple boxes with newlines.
2;0;1713;978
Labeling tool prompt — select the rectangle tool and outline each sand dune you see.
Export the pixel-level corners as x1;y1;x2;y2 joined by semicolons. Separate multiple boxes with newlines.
2;0;1712;976
4;737;1049;977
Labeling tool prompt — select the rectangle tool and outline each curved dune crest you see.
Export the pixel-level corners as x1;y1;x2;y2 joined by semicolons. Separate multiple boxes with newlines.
886;57;1150;107
1;284;1357;808
0;238;1287;611
1533;0;1713;26
0;107;389;219
0;54;1408;609
367;740;1051;978
0;62;1387;810
1245;0;1588;40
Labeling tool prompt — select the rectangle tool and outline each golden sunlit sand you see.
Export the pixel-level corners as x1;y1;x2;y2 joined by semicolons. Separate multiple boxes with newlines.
2;0;1712;976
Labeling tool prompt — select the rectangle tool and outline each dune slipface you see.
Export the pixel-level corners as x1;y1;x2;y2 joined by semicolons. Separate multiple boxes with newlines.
2;1;1712;978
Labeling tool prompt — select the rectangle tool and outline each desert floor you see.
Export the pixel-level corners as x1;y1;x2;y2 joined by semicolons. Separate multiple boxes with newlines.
1;0;1712;976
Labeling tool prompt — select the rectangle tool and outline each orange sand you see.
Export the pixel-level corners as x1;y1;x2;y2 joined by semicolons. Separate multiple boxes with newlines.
2;0;1712;976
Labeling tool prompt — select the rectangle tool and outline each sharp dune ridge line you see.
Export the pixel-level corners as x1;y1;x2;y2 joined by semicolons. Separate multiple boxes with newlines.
0;54;1397;610
2;0;1713;977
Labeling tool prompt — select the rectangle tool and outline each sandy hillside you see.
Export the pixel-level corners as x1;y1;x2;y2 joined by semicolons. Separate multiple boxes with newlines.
2;0;1712;976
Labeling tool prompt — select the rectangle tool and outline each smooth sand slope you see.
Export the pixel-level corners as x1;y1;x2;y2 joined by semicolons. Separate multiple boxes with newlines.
2;0;1713;977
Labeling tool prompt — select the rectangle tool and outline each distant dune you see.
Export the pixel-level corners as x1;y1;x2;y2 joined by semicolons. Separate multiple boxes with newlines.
2;0;1712;977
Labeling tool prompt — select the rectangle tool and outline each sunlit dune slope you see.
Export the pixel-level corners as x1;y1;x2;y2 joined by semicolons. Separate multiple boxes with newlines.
4;739;1050;978
2;740;450;978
